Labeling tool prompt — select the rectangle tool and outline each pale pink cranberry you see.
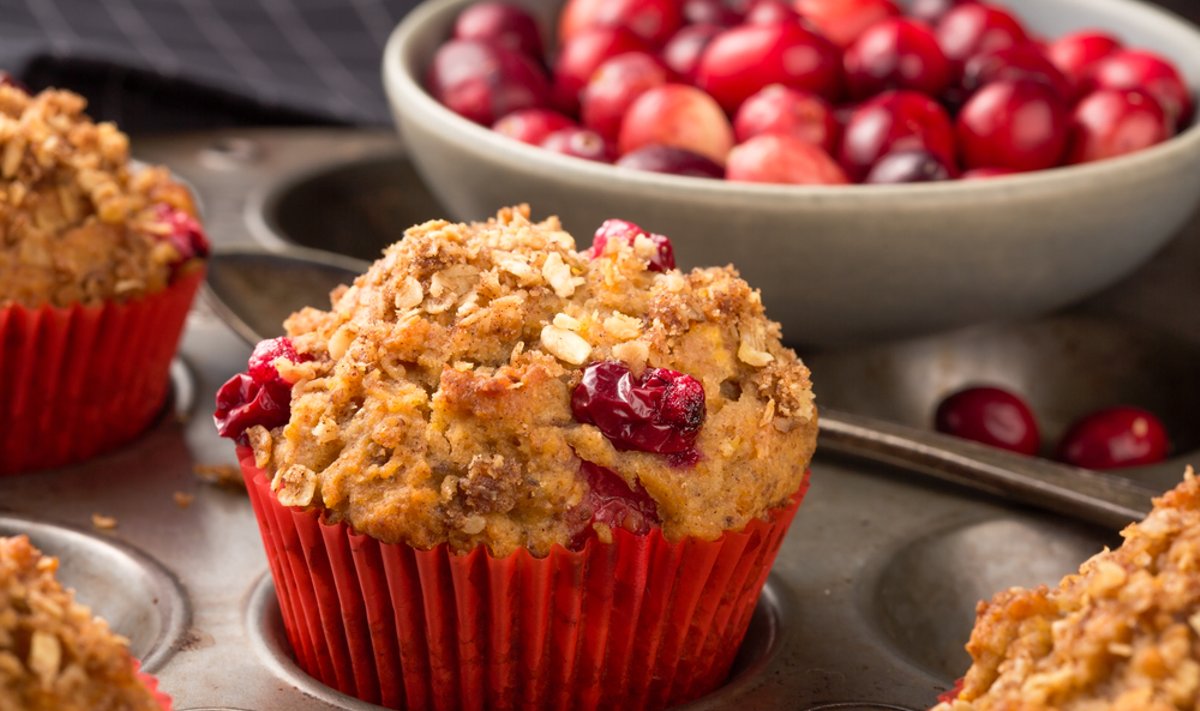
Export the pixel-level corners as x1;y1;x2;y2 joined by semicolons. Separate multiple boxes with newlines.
617;84;734;165
961;166;1015;179
1044;30;1121;89
616;144;726;177
733;85;837;153
1087;49;1193;129
428;39;550;125
935;3;1028;70
844;18;951;100
589;218;676;271
453;2;544;59
1067;89;1170;164
694;22;842;112
572;360;706;454
661;24;724;80
793;0;901;49
554;27;649;112
569;461;661;549
1057;406;1169;470
558;0;683;46
839;90;956;181
683;0;743;26
935;386;1040;456
909;0;972;25
864;149;954;183
727;134;849;184
493;108;575;144
956;79;1068;172
581;52;670;142
743;0;802;25
214;338;312;444
540;127;614;162
959;44;1072;100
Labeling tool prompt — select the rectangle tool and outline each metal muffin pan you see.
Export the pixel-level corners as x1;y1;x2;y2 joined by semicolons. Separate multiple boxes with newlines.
0;128;1197;709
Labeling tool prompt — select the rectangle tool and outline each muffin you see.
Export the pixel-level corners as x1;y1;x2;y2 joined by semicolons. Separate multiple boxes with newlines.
934;468;1200;710
218;206;817;709
0;535;171;710
0;86;208;475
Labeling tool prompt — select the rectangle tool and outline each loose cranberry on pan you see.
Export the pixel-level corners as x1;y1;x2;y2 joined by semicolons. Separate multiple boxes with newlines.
1057;406;1169;470
733;85;838;153
581;52;671;142
1067;89;1170;164
571;361;707;454
492;108;575;144
427;39;550;125
661;23;724;79
1086;49;1193;129
554;27;649;112
568;461;662;548
214;337;312;444
540;127;614;162
864;149;954;183
839;90;956;182
794;0;901;49
617;84;734;165
615;144;726;178
934;385;1041;456
1044;30;1121;89
452;2;544;59
843;18;952;100
559;0;683;47
956;79;1068;172
935;3;1028;70
589;218;676;271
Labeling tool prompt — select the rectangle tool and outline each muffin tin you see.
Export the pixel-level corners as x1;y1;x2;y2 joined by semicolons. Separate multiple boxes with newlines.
1;128;1198;709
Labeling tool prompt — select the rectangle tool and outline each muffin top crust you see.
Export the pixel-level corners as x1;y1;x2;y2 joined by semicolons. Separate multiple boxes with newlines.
934;469;1200;711
232;206;817;558
0;86;206;309
0;536;163;711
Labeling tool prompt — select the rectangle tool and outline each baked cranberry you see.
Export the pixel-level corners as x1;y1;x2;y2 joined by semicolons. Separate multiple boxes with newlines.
214;337;312;444
615;144;726;178
661;24;723;80
559;0;683;46
540;127;614;162
153;204;210;274
683;0;743;26
960;166;1014;179
935;3;1028;71
1044;30;1120;90
1057;406;1169;470
589;218;676;271
1067;89;1170;164
743;0;802;25
727;134;849;184
909;0;971;25
617;84;734;164
581;52;670;142
493;108;575;144
694;22;842;112
794;0;901;49
733;85;837;152
957;79;1068;172
959;45;1072;101
453;2;544;59
839;90;956;181
569;461;662;548
934;386;1040;456
554;27;650;112
572;361;706;454
428;39;550;125
844;18;952;100
864;149;954;183
0;72;26;91
1087;49;1193;129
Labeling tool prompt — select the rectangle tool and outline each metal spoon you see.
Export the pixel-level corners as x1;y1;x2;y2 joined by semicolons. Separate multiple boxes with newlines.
204;245;1157;530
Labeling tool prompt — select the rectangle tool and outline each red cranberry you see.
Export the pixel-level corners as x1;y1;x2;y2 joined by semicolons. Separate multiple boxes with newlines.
581;52;670;142
617;84;734;164
554;27;650;112
743;0;802;25
572;361;706;454
793;0;901;49
683;0;742;26
960;166;1015;179
1087;49;1193;129
569;461;661;548
909;0;972;25
959;45;1072;101
1067;89;1170;164
935;3;1028;70
839;90;956;181
589;218;676;271
428;39;550;125
864;149;954;183
934;386;1040;456
540;127;614;162
615;144;725;178
844;18;951;100
1045;30;1120;90
957;79;1068;172
214;337;311;445
493;108;575;144
726;134;849;184
733;85;837;153
453;2;544;59
694;23;842;112
153;204;210;275
559;0;683;46
661;24;724;80
1057;406;1169;470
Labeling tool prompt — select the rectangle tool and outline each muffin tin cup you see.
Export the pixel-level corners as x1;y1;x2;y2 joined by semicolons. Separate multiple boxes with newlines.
0;265;204;476
240;447;808;711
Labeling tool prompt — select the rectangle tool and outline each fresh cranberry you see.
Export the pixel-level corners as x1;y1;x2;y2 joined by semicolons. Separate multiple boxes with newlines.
727;134;849;184
589;219;676;271
1044;30;1120;90
152;204;210;274
960;166;1015;179
558;0;683;46
493;108;575;144
733;85;837;152
793;0;901;49
581;52;670;142
1057;406;1169;470
683;0;743;26
864;149;954;183
743;0;802;25
839;90;956;181
934;386;1040;456
694;22;842;112
957;80;1068;172
909;0;972;25
1067;89;1170;164
428;39;550;125
1087;49;1193;129
540;127;614;162
572;361;706;454
959;45;1072;101
661;24;723;80
617;84;734;164
214;337;311;444
935;3;1028;71
569;461;662;548
554;27;650;112
615;144;726;178
844;18;951;100
453;2;544;59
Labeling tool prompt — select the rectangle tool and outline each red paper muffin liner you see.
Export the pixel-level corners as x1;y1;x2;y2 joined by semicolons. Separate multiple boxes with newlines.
0;266;204;476
133;660;173;711
240;447;808;711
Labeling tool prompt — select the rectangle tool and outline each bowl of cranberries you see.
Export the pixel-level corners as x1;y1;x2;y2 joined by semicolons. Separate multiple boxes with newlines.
383;0;1200;346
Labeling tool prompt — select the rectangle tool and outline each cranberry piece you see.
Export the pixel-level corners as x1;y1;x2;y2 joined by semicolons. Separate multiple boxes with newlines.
615;144;725;178
0;71;26;92
683;0;743;26
957;79;1068;172
554;27;650;112
1044;30;1120;90
959;45;1072;101
589;218;676;271
617;84;734;165
559;0;683;47
733;85;837;152
660;24;723;80
453;2;544;59
1087;49;1193;129
572;361;706;454
864;149;953;183
152;204;210;274
844;18;952;100
540;127;614;162
743;0;802;25
1067;89;1170;164
694;22;842;112
493;108;575;144
569;461;662;548
727;134;849;184
214;337;311;444
960;166;1014;179
581;52;670;142
1057;406;1169;470
909;0;971;25
935;3;1028;71
934;386;1040;456
794;0;901;49
428;39;550;125
839;90;956;181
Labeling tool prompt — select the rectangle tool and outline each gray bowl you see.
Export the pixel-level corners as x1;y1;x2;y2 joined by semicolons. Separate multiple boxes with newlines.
383;0;1200;347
